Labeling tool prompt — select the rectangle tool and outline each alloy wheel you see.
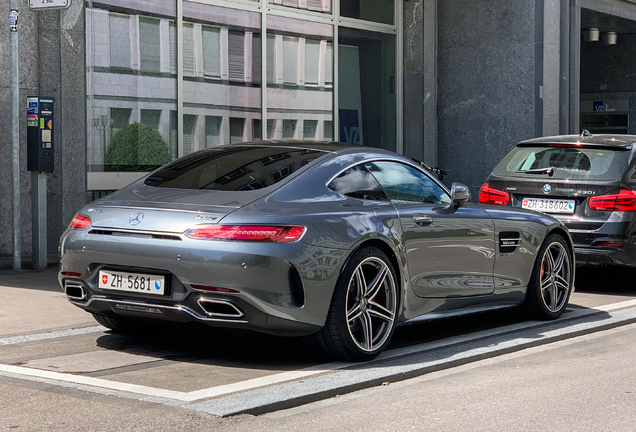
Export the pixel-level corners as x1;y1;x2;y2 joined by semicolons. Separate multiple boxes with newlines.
539;241;572;313
345;256;397;353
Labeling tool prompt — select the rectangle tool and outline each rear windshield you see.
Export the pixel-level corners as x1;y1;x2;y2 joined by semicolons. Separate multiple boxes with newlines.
144;147;325;191
493;146;630;181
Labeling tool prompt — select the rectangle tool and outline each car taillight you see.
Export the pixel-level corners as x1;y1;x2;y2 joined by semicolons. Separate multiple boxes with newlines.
589;190;636;212
185;225;306;242
479;183;510;206
69;214;91;230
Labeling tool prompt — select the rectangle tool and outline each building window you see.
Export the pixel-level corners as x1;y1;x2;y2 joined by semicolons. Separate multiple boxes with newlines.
141;110;161;130
304;120;318;140
88;0;398;188
110;108;132;135
283;36;299;85
109;13;131;69
206;116;222;148
230;118;246;144
202;26;222;78
170;111;178;160
324;120;333;141
283;119;297;139
183;114;197;155
183;23;195;76
169;22;177;74
270;0;331;14
140;17;161;72
305;39;320;86
228;31;246;82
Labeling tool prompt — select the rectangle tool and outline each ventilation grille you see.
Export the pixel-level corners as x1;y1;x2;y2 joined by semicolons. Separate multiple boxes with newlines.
499;231;521;254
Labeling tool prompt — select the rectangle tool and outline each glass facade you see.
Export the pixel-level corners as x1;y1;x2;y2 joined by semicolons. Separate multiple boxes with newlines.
85;0;401;189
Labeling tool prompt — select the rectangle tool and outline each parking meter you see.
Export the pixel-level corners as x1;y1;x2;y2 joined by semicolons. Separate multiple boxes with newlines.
27;97;54;172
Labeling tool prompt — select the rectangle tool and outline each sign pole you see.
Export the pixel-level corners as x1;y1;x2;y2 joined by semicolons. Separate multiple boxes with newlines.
10;1;21;271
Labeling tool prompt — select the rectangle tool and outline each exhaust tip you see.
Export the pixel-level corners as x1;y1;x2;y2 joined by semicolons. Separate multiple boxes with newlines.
197;298;244;319
64;281;86;301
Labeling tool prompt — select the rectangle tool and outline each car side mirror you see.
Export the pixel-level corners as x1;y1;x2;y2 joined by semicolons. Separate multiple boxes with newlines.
451;183;471;206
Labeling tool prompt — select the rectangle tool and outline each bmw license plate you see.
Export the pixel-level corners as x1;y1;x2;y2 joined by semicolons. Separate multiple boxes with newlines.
99;270;165;295
522;198;575;214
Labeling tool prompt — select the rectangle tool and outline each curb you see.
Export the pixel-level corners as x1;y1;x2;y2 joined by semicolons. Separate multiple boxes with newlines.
188;306;636;416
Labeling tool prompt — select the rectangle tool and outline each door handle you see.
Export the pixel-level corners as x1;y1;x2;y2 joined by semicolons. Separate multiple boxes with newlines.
413;214;433;226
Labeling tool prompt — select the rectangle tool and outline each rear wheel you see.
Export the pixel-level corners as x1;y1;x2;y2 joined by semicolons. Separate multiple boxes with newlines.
304;247;398;362
92;313;136;333
523;234;573;320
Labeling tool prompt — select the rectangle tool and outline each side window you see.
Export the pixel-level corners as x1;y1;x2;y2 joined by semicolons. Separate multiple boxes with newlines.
366;161;451;205
328;165;389;201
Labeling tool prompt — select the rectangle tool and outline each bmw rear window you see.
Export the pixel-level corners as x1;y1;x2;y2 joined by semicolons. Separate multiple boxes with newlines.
144;146;325;191
493;146;631;181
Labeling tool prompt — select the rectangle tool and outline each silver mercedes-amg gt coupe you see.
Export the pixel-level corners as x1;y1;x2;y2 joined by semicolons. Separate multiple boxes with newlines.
59;142;574;361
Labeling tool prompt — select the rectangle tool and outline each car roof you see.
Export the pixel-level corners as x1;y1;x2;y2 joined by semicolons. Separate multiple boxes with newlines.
518;134;636;148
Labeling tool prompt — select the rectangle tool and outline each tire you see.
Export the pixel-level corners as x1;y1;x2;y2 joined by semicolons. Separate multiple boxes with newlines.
523;233;573;320
304;247;398;362
92;313;136;333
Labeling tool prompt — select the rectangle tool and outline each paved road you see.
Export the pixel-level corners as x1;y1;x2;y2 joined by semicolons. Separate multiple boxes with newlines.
0;265;635;430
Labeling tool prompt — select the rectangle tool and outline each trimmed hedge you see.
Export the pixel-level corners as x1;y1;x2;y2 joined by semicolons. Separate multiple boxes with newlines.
105;123;172;172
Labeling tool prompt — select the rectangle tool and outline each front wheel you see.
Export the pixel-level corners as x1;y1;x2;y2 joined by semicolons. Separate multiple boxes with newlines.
523;234;573;320
304;247;398;362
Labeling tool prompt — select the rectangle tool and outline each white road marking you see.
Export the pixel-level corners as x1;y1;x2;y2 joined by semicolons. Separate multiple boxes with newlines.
593;298;636;312
0;326;106;346
0;300;634;403
0;363;190;400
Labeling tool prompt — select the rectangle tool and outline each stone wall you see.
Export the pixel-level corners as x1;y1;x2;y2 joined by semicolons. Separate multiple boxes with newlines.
436;0;541;193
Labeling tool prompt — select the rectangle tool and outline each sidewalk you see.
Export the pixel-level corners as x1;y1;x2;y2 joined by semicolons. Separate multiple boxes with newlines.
0;267;96;338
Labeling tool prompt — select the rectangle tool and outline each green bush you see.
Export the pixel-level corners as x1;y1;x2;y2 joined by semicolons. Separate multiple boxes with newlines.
105;123;172;172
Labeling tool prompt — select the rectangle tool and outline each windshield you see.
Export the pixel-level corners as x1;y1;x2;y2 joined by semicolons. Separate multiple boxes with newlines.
144;146;325;191
493;146;630;181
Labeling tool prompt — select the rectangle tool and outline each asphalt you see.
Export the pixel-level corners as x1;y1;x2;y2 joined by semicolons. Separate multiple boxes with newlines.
1;266;636;417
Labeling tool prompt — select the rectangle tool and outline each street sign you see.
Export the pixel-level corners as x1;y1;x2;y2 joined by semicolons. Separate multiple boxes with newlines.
29;0;70;10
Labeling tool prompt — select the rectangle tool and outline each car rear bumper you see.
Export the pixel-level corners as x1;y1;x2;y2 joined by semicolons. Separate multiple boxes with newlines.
59;229;346;336
61;287;321;336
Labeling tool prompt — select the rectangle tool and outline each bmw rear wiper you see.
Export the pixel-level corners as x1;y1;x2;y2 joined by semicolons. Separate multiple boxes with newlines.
515;167;555;177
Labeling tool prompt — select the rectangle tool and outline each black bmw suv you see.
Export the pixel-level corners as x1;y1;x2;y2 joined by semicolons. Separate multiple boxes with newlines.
481;131;636;267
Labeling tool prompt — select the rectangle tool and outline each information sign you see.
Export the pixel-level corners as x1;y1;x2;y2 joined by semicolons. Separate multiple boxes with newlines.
29;0;70;10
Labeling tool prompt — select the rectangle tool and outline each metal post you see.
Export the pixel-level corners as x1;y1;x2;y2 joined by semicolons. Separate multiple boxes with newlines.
32;172;47;270
10;1;21;271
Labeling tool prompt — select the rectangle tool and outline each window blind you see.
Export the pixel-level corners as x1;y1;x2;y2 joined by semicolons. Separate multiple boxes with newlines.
202;26;221;78
139;17;161;72
228;31;245;82
169;22;177;74
283;36;298;85
109;14;131;68
305;39;320;85
183;23;195;76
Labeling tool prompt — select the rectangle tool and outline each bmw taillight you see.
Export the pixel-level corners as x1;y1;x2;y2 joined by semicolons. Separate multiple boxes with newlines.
69;214;91;230
185;225;306;242
479;183;510;206
589;190;636;212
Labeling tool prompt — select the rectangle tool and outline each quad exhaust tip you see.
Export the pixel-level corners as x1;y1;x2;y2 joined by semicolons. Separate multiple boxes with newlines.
197;298;245;319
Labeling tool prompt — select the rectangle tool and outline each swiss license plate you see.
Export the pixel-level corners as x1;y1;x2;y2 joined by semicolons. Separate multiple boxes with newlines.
98;270;165;295
522;197;576;214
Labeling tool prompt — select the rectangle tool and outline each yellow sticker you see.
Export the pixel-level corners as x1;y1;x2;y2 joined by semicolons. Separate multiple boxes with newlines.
47;120;52;129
